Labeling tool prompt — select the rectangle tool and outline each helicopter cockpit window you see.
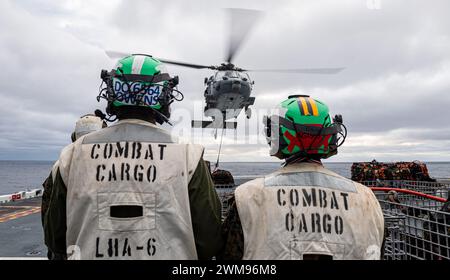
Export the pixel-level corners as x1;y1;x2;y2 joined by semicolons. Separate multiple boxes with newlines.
241;72;251;82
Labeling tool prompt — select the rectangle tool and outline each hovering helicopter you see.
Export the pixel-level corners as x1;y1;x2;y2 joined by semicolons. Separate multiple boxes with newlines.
106;8;344;131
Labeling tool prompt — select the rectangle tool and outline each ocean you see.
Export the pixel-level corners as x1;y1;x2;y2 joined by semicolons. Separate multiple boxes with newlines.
0;160;449;195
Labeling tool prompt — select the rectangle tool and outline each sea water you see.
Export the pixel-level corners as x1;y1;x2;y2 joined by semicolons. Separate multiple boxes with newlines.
0;161;449;195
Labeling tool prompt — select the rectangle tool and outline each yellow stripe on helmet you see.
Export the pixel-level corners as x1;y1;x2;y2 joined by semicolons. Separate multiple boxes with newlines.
308;98;319;116
299;97;310;115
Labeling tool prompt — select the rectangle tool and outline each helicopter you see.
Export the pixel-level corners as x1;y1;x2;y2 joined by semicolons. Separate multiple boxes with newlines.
106;8;344;130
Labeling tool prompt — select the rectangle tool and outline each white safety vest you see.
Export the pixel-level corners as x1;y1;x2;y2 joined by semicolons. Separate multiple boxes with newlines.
57;119;204;260
52;145;75;184
235;162;384;260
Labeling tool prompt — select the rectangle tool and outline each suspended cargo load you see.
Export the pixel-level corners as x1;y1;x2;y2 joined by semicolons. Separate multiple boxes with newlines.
211;169;235;187
351;160;435;182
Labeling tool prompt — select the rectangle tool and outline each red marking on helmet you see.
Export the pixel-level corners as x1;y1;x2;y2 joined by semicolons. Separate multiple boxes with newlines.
284;131;302;152
303;133;331;153
284;125;332;153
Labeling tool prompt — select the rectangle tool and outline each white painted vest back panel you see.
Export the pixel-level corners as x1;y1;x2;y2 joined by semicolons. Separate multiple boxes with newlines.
235;163;384;260
59;120;203;259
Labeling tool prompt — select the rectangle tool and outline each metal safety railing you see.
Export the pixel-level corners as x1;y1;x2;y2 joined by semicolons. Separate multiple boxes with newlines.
383;215;407;260
366;181;450;260
363;180;449;210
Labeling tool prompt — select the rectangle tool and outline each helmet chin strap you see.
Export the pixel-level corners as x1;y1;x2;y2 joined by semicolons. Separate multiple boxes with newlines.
283;152;322;167
96;107;117;123
151;107;173;126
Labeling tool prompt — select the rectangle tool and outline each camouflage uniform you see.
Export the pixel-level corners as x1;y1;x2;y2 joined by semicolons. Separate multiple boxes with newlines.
219;195;244;260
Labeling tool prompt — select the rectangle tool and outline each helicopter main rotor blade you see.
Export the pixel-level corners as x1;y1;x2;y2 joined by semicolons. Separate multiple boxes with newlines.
105;50;132;59
157;58;215;70
105;50;215;70
243;67;345;74
226;8;262;64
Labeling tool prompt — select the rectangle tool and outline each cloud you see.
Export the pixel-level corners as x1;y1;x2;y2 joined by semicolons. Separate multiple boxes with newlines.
1;0;450;162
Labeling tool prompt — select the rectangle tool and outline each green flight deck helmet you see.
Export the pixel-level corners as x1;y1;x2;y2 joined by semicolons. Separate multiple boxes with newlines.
263;95;346;160
98;54;181;124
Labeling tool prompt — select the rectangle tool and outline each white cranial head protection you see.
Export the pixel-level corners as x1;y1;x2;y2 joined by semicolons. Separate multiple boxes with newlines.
73;114;104;141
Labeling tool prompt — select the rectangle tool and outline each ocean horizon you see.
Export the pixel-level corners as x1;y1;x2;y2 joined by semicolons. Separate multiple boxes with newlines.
0;160;449;195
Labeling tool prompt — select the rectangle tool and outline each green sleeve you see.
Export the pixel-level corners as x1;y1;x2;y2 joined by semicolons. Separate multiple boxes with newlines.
41;172;53;226
219;197;245;260
43;168;67;259
188;158;224;260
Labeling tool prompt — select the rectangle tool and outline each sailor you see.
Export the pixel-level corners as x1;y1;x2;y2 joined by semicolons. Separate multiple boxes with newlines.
386;190;401;204
42;114;106;189
221;95;385;260
43;55;223;260
41;114;105;259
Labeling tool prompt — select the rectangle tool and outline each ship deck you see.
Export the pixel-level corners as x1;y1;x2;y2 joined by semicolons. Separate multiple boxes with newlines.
0;197;46;258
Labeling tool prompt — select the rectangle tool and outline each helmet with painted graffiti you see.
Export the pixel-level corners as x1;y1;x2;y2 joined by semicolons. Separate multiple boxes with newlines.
97;54;182;124
71;114;106;142
263;95;346;159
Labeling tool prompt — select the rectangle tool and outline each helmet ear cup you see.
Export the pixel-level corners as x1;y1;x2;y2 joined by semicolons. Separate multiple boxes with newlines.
263;116;271;138
106;101;115;116
154;76;180;123
264;115;288;159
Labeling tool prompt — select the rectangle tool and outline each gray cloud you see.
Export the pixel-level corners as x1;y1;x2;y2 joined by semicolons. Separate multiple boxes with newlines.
1;0;450;162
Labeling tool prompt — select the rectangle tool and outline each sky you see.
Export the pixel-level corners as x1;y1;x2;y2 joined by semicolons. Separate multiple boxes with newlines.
0;0;450;163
